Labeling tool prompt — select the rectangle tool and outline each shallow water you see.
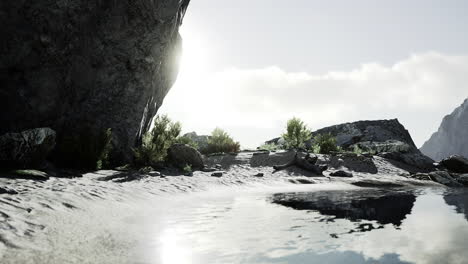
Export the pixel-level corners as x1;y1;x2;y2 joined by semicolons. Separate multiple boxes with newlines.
147;187;468;264
4;184;468;264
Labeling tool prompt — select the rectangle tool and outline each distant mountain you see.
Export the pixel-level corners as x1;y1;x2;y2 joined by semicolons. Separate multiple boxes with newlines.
420;98;468;161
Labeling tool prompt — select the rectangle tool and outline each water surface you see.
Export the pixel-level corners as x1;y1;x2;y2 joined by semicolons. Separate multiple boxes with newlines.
149;187;468;264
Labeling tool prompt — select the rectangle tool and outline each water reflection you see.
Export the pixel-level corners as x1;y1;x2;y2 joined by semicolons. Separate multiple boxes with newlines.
444;190;468;221
271;190;416;235
151;188;468;264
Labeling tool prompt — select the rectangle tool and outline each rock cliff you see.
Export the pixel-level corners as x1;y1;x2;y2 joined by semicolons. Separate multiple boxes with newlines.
0;0;190;167
421;99;468;161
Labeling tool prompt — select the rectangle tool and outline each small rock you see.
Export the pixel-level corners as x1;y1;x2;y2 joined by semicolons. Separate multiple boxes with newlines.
0;187;18;195
138;166;154;174
148;171;161;177
214;164;222;169
329;170;353;177
4;169;49;180
201;167;217;172
253;173;264;177
295;178;315;184
211;172;223;177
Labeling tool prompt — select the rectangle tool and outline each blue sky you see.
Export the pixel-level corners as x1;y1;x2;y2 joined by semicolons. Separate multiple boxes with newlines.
160;0;468;148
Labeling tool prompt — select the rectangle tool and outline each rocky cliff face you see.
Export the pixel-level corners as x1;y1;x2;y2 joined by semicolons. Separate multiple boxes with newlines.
0;0;190;167
421;99;468;161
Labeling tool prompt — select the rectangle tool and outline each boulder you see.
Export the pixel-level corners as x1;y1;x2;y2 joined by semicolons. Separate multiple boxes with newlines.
439;155;468;173
0;1;190;166
428;171;463;187
167;144;204;170
329;170;353;177
0;128;56;169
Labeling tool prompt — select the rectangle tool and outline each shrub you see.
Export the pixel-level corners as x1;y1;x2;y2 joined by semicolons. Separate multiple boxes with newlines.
202;128;240;154
312;133;339;154
175;136;199;149
352;144;363;155
183;164;192;174
258;143;279;151
133;115;181;167
282;117;312;149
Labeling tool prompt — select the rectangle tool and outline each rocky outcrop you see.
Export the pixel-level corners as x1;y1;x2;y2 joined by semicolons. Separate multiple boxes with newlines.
0;128;56;169
0;1;190;167
421;98;468;160
167;144;204;170
310;119;434;171
309;119;417;149
439;155;468;173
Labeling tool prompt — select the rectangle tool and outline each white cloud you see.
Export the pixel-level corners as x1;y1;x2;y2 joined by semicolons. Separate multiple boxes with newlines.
159;52;468;148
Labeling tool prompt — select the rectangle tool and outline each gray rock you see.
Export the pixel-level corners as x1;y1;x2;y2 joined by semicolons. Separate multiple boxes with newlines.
439;155;468;173
0;128;56;169
421;98;468;160
211;172;223;177
0;1;190;166
428;171;463;187
329;170;353;177
148;171;161;177
201;167;217;172
456;174;468;186
167;144;204;170
1;169;50;181
0;187;18;195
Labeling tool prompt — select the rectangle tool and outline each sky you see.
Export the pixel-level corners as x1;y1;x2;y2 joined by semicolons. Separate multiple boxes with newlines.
159;0;468;148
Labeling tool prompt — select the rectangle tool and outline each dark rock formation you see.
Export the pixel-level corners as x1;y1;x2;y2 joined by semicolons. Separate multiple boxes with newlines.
0;128;56;169
439;155;468;173
410;170;464;187
329;170;353;177
0;1;190;167
167;143;204;170
421;98;468;160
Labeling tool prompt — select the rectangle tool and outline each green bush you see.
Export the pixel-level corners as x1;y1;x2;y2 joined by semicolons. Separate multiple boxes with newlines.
133;115;181;167
202;128;240;154
175;136;199;149
258;143;279;151
183;164;192;174
312;133;339;154
282;117;312;149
